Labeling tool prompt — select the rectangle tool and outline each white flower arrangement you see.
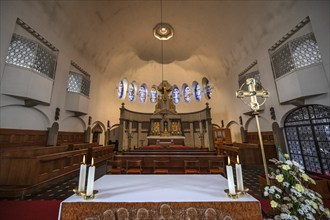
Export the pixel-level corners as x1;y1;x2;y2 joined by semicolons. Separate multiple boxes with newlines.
264;153;330;220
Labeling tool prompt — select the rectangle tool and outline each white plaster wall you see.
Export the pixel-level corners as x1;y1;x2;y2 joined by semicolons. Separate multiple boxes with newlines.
0;1;329;145
0;1;97;133
0;106;49;129
226;1;330;141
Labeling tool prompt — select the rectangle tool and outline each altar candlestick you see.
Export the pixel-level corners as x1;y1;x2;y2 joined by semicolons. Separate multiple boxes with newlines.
78;155;87;192
86;157;95;196
236;155;244;191
226;156;236;195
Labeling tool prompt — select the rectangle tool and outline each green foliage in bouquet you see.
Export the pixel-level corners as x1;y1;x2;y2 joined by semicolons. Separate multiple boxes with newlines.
264;153;330;220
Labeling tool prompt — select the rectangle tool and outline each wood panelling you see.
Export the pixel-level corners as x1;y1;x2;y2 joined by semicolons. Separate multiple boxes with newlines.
213;128;232;145
216;143;277;165
247;131;274;145
115;154;225;171
57;131;85;145
0;143;114;197
215;131;277;165
0;128;47;148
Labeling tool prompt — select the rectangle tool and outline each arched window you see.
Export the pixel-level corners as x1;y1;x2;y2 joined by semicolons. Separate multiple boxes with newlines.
172;85;180;105
202;77;212;100
284;105;330;175
138;84;148;103
182;83;192;103
193;81;202;101
128;81;137;102
118;79;128;100
149;85;158;104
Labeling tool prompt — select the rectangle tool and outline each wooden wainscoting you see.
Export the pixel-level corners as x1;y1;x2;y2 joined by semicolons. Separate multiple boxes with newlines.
57;131;85;145
0;128;48;148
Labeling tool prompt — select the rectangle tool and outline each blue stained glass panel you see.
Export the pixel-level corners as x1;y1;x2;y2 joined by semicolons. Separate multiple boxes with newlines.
128;83;136;102
149;86;157;104
118;80;124;99
172;85;180;105
194;83;202;101
183;84;192;103
138;84;147;103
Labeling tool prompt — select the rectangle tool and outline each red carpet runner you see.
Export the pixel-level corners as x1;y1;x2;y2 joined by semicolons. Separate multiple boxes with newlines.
0;200;61;220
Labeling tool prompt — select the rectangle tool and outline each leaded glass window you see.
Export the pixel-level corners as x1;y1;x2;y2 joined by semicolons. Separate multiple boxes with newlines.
202;77;212;100
270;32;322;79
172;85;180;105
238;70;261;91
182;83;192;103
149;85;157;104
138;84;147;103
284;105;330;175
67;72;90;97
193;81;202;101
128;81;136;102
5;34;57;79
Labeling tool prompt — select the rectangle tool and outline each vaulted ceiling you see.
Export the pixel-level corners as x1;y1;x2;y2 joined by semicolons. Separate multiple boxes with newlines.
33;0;295;81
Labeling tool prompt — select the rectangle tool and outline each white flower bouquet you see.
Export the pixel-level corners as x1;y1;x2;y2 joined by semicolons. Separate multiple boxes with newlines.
264;154;330;220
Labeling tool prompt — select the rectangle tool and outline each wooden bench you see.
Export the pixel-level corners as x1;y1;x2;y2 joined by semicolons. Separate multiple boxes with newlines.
115;154;226;173
0;143;114;198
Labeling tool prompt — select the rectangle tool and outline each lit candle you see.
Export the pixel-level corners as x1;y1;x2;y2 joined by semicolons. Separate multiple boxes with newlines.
226;156;236;195
86;157;95;196
78;155;87;192
236;155;244;191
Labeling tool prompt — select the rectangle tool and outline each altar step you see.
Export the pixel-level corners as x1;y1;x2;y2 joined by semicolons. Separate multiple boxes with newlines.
140;145;209;151
122;151;216;155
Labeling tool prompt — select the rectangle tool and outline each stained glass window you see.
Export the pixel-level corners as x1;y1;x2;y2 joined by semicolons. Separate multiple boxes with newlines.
149;85;158;104
182;83;192;103
172;85;180;105
118;80;125;99
193;81;202;101
284;105;330;175
138;84;147;103
202;77;212;100
128;82;136;102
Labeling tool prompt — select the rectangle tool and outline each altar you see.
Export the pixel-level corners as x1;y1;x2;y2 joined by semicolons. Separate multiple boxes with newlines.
146;135;185;146
59;175;262;219
118;81;215;151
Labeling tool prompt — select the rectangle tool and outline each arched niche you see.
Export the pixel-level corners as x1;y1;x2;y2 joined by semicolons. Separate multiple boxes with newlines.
61;116;86;132
0;105;50;130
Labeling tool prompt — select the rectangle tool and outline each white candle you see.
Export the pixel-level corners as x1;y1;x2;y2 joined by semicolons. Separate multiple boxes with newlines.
226;156;236;195
236;155;244;191
86;157;95;196
78;155;87;192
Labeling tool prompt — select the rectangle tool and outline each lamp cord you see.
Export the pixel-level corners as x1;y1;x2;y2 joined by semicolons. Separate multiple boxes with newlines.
160;0;164;89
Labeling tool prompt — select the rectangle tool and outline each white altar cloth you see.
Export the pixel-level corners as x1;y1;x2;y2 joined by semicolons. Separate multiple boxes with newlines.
62;174;257;203
60;175;262;220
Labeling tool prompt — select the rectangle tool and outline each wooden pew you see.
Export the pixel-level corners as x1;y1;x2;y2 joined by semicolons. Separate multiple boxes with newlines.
123;151;216;156
115;154;226;173
0;143;114;198
216;143;277;165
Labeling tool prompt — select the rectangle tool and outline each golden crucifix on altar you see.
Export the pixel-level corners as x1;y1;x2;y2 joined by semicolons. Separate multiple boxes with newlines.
236;78;270;185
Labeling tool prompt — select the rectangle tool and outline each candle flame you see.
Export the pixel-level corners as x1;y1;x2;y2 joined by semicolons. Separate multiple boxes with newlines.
227;156;230;165
91;157;94;166
83;155;85;164
237;155;240;164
